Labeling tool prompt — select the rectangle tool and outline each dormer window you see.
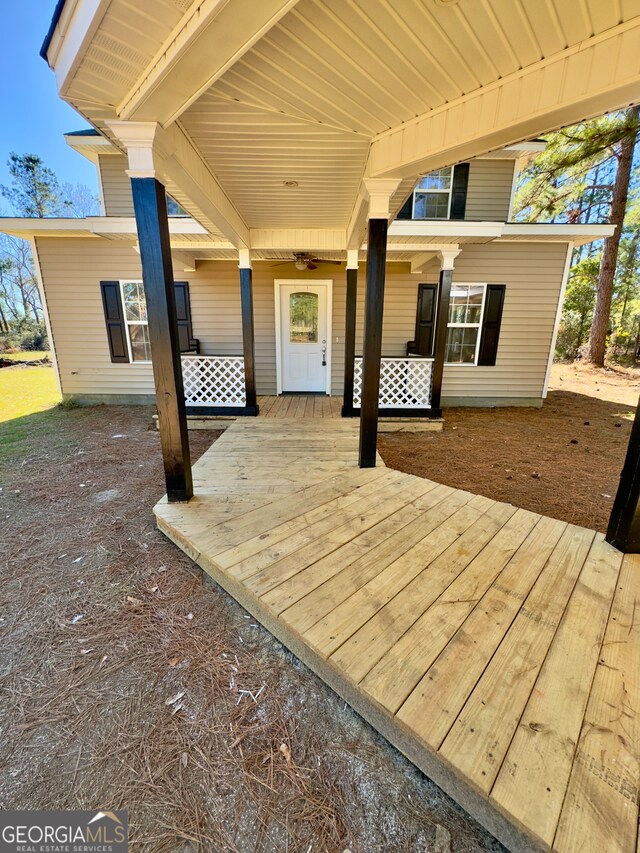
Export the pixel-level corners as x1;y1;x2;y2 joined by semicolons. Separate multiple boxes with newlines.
412;167;453;219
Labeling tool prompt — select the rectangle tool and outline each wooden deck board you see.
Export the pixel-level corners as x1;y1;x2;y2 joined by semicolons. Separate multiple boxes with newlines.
154;418;636;853
490;534;623;846
553;553;640;853
439;524;596;793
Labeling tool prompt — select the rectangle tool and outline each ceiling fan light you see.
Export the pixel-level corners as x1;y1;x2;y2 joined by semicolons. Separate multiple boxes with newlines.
295;260;307;270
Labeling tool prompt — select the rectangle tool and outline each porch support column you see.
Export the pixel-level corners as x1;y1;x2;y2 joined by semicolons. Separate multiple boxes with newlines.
430;248;461;417
607;394;640;552
238;248;258;415
359;179;400;468
116;122;193;502
342;249;359;417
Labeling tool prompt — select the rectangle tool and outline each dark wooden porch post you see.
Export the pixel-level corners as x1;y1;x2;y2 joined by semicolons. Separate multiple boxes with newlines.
239;250;258;415
359;218;388;467
607;393;640;552
131;177;193;502
430;250;460;417
342;249;358;417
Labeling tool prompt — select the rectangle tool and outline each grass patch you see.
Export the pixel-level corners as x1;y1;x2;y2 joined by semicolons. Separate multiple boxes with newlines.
2;350;50;363
0;368;66;464
0;365;59;423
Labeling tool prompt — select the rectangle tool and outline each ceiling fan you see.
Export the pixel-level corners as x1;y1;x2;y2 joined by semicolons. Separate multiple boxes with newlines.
270;252;343;271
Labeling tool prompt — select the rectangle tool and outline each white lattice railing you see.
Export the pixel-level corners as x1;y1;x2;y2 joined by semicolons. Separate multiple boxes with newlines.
181;356;246;407
353;357;434;409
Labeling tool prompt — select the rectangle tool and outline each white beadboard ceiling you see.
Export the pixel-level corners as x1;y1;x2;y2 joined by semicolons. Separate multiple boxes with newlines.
57;0;640;234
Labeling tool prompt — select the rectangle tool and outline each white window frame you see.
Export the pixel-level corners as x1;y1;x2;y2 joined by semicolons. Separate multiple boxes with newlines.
445;282;487;367
412;166;454;220
119;280;151;364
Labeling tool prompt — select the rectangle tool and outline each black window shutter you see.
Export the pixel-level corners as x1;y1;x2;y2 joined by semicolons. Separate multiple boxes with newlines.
478;284;506;366
413;283;438;357
173;281;193;353
100;281;129;363
396;194;413;220
450;163;470;220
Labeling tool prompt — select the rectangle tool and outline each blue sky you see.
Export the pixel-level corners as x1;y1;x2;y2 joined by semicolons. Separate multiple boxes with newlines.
0;1;98;202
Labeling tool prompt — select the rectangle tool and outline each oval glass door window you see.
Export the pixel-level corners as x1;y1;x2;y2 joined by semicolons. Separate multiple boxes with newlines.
289;292;318;343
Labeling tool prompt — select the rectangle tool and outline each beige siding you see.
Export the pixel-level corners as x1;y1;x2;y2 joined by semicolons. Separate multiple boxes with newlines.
36;239;568;405
98;155;135;216
465;159;515;221
99;154;516;225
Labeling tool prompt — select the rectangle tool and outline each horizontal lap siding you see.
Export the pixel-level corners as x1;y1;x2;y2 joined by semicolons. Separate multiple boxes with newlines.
37;240;567;403
98;155;135;216
346;244;566;401
442;244;567;399
465;160;515;221
36;239;245;398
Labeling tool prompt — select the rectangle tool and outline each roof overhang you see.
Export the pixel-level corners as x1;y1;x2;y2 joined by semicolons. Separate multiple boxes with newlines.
40;0;640;246
43;0;640;247
0;216;208;241
388;221;615;247
1;216;612;256
64;129;118;163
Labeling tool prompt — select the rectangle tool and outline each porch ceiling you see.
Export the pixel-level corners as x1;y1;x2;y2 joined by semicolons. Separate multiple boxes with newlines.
178;0;640;230
45;0;640;241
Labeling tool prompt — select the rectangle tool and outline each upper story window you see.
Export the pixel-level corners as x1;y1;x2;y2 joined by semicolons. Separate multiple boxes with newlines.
167;195;189;217
412;167;453;219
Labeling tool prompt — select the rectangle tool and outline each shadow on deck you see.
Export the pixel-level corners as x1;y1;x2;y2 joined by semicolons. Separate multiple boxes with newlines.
154;418;639;853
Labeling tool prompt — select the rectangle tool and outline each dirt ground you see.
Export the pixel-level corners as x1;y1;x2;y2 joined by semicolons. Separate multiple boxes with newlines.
379;363;639;533
0;404;505;853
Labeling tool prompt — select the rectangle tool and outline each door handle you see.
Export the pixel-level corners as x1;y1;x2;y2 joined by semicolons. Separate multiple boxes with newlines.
322;341;327;366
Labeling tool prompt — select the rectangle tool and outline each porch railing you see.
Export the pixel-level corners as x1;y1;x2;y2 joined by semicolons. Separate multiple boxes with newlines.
181;355;246;407
353;356;434;409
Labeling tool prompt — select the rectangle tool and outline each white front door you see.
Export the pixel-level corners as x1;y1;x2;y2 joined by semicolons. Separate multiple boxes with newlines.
277;281;331;393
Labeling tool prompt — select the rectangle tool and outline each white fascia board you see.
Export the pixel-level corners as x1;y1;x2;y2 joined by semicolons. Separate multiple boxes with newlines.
0;218;95;238
502;223;616;240
64;133;116;164
0;216;211;241
48;0;110;96
387;221;616;244
388;221;504;239
86;216;209;236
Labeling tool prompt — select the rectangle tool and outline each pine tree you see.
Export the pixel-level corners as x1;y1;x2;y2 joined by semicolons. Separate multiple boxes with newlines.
0;153;71;218
589;107;640;365
515;108;640;366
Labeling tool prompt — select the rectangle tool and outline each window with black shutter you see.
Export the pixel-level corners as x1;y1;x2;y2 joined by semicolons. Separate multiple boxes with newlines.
478;284;506;366
100;281;128;363
396;162;470;222
409;283;438;357
174;281;194;353
100;280;194;363
449;163;470;220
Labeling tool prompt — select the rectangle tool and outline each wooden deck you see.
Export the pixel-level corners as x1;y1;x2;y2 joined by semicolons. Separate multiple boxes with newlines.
259;394;342;418
154;419;639;853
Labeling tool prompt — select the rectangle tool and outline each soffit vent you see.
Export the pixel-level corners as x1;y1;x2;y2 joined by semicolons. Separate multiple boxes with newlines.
92;33;149;71
170;0;197;11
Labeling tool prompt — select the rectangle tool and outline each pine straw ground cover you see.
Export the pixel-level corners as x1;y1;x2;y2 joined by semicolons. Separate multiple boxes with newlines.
379;364;639;533
0;405;503;853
